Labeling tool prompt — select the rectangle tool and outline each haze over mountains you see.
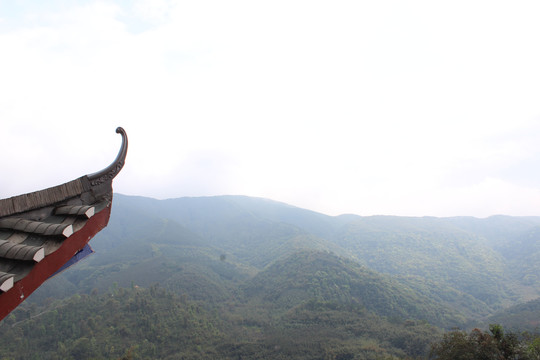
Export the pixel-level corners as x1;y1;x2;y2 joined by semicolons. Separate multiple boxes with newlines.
2;194;540;359
77;194;540;307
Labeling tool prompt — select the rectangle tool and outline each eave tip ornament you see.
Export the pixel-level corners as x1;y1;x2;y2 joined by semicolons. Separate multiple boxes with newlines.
0;127;128;322
88;127;128;186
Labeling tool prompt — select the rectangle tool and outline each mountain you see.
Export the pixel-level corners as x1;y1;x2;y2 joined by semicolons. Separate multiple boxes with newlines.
3;193;540;359
242;250;464;328
31;194;540;315
335;216;512;310
500;226;540;293
28;194;540;317
486;297;540;333
1;280;441;360
0;286;224;360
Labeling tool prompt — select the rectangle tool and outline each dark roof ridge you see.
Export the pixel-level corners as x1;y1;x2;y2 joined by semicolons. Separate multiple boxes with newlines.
0;177;91;218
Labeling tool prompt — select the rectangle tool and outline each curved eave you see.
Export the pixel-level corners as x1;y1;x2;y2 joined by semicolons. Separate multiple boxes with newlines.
0;127;127;322
0;127;128;218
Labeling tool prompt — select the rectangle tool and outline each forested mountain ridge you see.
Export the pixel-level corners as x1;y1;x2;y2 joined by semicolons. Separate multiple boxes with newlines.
486;296;540;333
101;194;540;304
31;194;540;317
241;250;464;328
1;193;540;359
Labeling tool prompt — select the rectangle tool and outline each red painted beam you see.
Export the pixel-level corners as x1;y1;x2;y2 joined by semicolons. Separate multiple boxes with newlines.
0;205;111;322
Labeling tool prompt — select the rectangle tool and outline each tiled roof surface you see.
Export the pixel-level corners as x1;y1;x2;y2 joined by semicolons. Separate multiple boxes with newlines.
0;127;127;319
0;199;109;286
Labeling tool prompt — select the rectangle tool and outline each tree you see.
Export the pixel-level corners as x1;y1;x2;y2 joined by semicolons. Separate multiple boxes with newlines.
429;329;476;360
430;325;537;360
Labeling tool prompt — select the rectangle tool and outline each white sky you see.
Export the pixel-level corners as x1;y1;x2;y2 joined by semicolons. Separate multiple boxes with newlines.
1;0;540;217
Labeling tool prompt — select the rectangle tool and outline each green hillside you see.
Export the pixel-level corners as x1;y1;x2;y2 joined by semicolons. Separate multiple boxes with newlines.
336;216;512;312
0;286;223;360
1;282;442;360
486;297;540;333
500;226;540;291
242;250;463;328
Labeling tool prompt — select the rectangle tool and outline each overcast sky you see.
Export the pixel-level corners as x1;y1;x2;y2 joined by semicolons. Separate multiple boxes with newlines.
1;0;540;217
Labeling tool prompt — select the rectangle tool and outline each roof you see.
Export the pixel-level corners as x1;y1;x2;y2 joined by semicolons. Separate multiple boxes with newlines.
0;127;127;321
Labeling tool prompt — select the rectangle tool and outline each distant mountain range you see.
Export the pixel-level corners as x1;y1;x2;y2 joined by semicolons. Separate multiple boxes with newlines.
37;194;540;321
3;194;539;359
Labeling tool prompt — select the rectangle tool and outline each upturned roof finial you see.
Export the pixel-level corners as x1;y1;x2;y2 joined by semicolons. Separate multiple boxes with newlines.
87;127;128;185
